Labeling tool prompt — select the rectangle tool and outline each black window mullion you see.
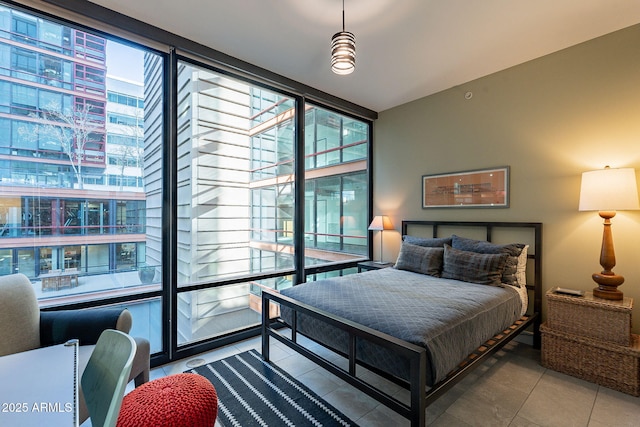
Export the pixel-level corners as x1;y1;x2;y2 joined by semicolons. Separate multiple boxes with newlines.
339;176;345;251
163;47;177;365
312;109;318;248
294;96;306;285
340;116;344;163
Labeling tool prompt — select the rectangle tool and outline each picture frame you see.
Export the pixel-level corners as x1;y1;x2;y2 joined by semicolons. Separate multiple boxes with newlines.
422;166;510;208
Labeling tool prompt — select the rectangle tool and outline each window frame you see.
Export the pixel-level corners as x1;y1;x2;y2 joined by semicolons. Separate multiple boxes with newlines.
3;0;375;367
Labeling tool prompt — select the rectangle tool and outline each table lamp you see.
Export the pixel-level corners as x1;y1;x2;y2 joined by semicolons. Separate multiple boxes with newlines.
368;215;394;263
579;166;639;300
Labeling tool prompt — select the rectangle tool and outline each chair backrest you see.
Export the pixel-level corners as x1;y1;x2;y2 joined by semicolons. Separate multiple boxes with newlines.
0;273;40;356
81;329;136;427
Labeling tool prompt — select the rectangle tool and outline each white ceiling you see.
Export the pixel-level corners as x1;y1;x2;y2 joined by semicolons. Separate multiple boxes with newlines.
89;0;640;113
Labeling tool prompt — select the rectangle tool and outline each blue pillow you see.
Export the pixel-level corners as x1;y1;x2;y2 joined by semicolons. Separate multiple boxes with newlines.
451;235;525;287
394;243;444;277
442;244;508;286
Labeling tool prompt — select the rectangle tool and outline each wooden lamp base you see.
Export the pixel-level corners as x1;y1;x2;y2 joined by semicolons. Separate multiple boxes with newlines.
592;272;624;300
592;211;624;301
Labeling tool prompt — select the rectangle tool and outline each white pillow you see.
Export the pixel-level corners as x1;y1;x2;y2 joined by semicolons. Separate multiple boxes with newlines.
515;245;529;288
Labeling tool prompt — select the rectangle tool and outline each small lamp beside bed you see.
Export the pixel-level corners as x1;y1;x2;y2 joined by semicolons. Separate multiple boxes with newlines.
368;215;394;263
579;166;639;300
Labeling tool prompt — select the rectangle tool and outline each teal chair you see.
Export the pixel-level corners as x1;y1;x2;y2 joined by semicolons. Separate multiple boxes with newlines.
81;329;137;427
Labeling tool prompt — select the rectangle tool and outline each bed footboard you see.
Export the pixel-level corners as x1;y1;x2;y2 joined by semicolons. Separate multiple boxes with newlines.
262;288;538;427
261;288;427;427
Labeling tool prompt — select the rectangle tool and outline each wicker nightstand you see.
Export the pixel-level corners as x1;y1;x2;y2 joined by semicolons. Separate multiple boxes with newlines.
357;261;394;272
541;289;640;396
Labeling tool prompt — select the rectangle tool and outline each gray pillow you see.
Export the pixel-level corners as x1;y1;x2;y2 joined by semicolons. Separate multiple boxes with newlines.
402;235;452;247
394;243;444;277
451;235;525;287
442;244;508;286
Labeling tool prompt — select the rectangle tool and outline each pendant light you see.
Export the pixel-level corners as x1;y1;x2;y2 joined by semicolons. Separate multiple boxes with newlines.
330;0;355;75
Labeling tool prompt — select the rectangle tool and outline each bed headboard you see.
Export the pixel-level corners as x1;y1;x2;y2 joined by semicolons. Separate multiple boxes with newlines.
401;220;543;345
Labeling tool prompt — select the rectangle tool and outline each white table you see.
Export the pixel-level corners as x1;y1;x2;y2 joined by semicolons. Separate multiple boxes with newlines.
0;341;79;427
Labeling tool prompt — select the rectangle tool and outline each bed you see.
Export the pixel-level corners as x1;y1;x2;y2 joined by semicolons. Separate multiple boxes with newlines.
261;221;542;426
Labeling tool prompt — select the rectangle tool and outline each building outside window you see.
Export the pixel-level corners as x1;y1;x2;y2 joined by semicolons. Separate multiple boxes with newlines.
0;2;371;363
0;4;162;351
174;62;369;345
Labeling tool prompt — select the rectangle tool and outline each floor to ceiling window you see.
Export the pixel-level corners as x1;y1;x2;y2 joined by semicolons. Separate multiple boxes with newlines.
1;0;373;365
173;62;371;347
174;61;298;344
0;3;165;353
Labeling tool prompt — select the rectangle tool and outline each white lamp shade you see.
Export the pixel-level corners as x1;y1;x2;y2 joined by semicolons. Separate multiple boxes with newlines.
368;215;394;231
579;167;639;211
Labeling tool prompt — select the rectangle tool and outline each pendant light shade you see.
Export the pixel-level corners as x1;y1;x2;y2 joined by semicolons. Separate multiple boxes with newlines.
331;31;355;75
331;1;355;75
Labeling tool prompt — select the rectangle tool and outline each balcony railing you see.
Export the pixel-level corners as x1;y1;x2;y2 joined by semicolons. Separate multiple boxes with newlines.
0;223;145;238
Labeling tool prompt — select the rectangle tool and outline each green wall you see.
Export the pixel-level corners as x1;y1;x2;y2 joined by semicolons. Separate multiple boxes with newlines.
374;24;640;332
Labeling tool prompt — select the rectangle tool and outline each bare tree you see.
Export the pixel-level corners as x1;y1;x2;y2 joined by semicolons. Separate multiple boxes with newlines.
20;102;104;189
111;141;143;191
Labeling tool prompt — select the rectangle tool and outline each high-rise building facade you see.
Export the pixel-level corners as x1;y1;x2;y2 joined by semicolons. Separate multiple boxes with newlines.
3;7;110;276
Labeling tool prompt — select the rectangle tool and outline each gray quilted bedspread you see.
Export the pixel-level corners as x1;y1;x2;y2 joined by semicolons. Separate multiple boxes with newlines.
279;268;522;386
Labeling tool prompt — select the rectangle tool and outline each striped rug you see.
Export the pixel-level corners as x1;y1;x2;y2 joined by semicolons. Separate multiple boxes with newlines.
188;349;358;427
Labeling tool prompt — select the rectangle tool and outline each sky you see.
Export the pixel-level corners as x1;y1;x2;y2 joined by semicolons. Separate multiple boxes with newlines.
105;41;145;84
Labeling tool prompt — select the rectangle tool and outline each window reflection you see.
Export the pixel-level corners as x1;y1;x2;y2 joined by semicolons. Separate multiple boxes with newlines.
1;4;163;311
0;2;372;359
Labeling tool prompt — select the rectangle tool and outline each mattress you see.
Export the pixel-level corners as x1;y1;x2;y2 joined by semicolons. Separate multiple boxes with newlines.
279;268;523;386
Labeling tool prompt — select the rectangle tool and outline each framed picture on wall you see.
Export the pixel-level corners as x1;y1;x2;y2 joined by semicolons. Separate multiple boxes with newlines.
422;166;510;208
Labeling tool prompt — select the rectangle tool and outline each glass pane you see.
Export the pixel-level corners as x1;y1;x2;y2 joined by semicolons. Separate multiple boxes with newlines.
0;249;11;275
304;105;369;266
17;248;35;277
178;284;260;344
177;276;293;345
84;298;162;354
176;60;296;344
342;174;368;249
176;61;295;285
0;5;164;311
125;297;163;354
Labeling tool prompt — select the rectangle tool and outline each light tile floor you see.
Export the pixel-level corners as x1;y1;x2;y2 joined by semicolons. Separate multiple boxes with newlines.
149;334;640;427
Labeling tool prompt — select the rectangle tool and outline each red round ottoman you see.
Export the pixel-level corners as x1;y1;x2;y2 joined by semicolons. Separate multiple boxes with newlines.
117;373;218;427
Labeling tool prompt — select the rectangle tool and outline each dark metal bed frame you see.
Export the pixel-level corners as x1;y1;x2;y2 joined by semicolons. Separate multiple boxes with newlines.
261;220;542;427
